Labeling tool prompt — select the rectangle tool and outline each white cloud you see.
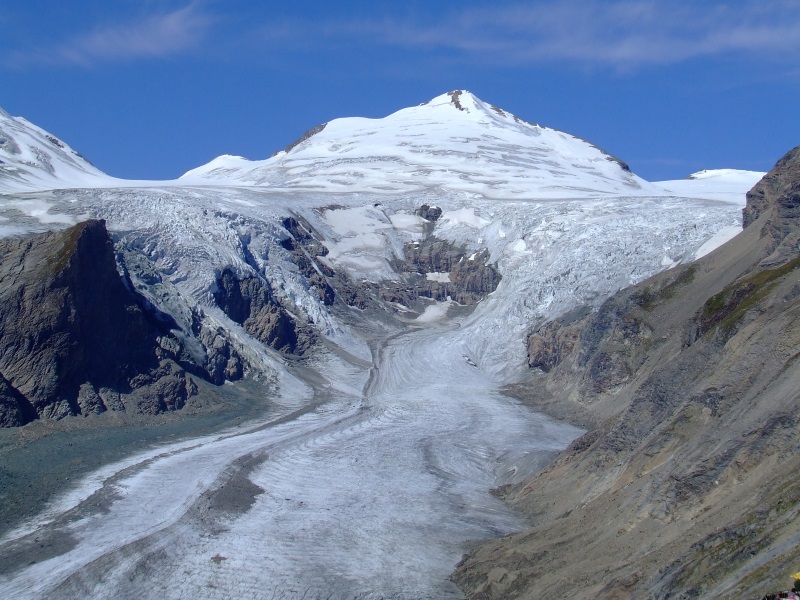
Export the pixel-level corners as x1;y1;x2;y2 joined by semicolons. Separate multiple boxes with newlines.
8;3;213;67
263;0;800;69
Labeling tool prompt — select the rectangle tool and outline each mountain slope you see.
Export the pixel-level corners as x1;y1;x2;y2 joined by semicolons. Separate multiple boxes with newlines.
452;147;800;599
180;90;660;198
0;109;114;193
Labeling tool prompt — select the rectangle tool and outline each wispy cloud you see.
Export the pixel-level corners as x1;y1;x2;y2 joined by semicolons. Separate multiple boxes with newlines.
7;3;213;67
259;0;800;69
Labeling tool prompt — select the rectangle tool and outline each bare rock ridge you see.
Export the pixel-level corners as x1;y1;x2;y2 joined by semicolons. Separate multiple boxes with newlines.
279;216;337;306
214;267;315;355
276;122;327;156
0;220;210;426
453;146;800;599
742;145;800;262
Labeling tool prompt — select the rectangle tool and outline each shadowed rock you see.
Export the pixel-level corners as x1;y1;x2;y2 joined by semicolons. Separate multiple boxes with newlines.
214;267;315;355
0;220;200;426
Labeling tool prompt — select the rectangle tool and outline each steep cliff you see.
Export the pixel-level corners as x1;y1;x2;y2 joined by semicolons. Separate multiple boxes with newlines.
453;147;800;599
0;220;202;426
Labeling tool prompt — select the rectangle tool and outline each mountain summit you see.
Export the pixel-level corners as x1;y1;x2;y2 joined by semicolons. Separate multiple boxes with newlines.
181;90;657;198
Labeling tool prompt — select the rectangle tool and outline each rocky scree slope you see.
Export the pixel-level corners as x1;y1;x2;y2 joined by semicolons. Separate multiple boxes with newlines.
0;220;251;427
453;147;800;599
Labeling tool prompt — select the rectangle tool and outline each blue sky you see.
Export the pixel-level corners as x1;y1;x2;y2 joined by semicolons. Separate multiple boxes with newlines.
1;0;798;181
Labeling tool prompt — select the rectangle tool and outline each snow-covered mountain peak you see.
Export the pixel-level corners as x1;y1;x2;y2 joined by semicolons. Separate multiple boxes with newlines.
421;90;492;115
420;90;534;127
0;108;114;193
181;91;656;198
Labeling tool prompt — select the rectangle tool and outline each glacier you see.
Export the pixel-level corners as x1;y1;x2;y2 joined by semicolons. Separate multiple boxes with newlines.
0;91;765;598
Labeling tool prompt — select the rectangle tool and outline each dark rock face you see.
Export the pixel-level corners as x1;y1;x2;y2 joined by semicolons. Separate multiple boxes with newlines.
280;214;371;310
527;321;580;373
196;323;244;385
387;238;501;307
414;204;442;222
447;90;466;111
0;372;37;427
742;145;800;253
280;216;336;306
214;267;313;355
0;220;199;426
527;291;653;393
278;123;327;155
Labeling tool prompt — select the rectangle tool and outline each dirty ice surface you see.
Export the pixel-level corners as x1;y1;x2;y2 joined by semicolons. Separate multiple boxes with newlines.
0;313;580;600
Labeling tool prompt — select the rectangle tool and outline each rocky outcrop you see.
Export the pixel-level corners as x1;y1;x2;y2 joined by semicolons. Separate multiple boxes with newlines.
454;147;800;599
448;90;467;111
387;237;501;306
414;204;442;222
279;214;373;309
278;211;500;312
195;320;244;385
277;123;327;155
280;216;336;306
527;289;656;394
214;267;314;355
527;318;582;374
0;220;201;426
742;145;800;259
0;373;36;427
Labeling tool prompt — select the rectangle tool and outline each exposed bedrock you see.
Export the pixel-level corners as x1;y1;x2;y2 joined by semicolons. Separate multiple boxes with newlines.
414;203;442;222
214;267;315;355
0;220;201;427
280;216;337;306
280;214;371;309
386;236;502;307
742;145;800;260
527;291;655;394
278;210;500;312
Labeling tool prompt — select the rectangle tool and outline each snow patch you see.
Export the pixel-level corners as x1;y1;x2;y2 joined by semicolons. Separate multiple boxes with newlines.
656;169;764;205
426;272;451;283
439;207;490;230
693;225;742;260
414;300;453;322
510;239;528;253
388;212;425;232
